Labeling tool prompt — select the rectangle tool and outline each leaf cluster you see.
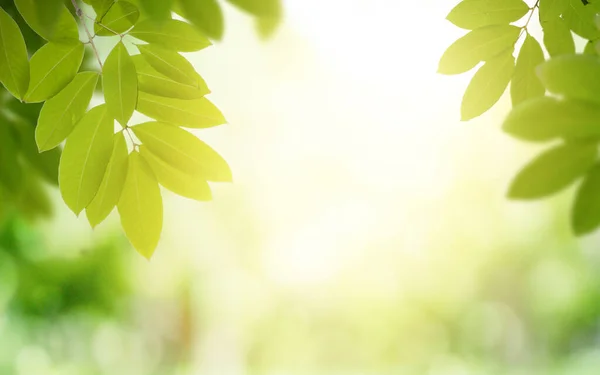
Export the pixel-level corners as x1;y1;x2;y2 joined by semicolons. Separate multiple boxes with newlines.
0;0;280;258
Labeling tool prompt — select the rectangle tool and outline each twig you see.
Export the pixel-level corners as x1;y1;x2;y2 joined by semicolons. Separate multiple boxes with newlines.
70;0;103;70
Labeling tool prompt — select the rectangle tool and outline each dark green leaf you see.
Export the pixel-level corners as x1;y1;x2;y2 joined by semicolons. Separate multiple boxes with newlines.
536;54;600;103
503;96;600;141
508;142;597;199
177;0;224;40
542;18;576;57
0;7;29;100
24;41;85;103
438;25;520;75
572;163;600;235
15;121;61;185
461;50;514;121
103;42;137;126
94;1;139;36
446;0;529;29
0;122;22;194
136;92;225;128
511;35;545;106
130;19;211;52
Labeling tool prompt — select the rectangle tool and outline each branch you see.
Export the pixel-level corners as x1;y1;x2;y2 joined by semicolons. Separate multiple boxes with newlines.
70;0;103;70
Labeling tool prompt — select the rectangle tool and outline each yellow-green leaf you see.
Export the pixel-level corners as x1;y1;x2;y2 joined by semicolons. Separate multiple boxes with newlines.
137;92;225;128
139;0;173;22
24;41;85;103
0;124;22;194
563;0;600;40
86;133;129;228
132;121;232;182
226;0;281;18
132;54;209;99
59;105;114;215
508;142;597;199
117;151;163;259
36;72;99;151
503;96;600;141
138;44;200;85
140;145;212;201
542;18;576;57
0;7;29;100
539;0;569;21
130;19;211;52
572;163;600;235
94;1;140;36
438;25;520;75
103;42;137;126
14;0;79;41
177;0;224;40
446;0;529;30
511;35;545;106
87;0;115;19
461;51;515;121
536;54;600;104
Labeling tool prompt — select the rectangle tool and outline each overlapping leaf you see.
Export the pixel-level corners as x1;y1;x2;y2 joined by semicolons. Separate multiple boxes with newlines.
446;0;529;30
136;92;225;128
572;163;600;235
511;35;545;106
542;18;576;57
177;0;224;40
103;42;137;126
536;54;600;103
94;1;139;36
14;0;78;41
130;19;211;52
138;44;200;85
0;7;29;100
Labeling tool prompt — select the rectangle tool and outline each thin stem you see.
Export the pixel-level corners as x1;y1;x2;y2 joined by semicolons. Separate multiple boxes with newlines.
84;14;123;38
124;127;139;149
518;0;540;40
71;0;103;70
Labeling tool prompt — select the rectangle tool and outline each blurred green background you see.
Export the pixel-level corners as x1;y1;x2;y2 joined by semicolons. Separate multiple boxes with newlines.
3;0;600;374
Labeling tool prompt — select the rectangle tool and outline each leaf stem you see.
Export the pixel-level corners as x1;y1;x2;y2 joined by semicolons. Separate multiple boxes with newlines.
71;0;103;70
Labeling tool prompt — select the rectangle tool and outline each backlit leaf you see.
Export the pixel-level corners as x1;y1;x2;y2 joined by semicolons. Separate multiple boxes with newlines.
87;0;115;19
539;0;569;21
256;17;281;40
461;50;514;121
14;0;78;41
140;145;212;201
103;42;137;126
36;72;99;151
136;92;225;128
138;44;200;85
130;19;211;52
177;0;224;40
563;0;600;40
508;142;597;199
511;35;545;106
446;0;529;30
94;1;140;36
0;7;29;100
139;0;173;21
584;40;596;55
572;163;600;235
59;105;114;215
132;121;232;182
25;41;85;103
86;133;129;228
503;96;600;141
542;18;576;57
438;25;520;75
117;151;163;259
536;54;600;103
226;0;281;18
132;54;209;99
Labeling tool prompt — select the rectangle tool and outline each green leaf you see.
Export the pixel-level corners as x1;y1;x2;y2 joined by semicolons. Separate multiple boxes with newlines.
537;54;600;103
15;122;61;185
130;19;211;52
139;0;174;21
438;25;520;75
511;35;545;106
563;0;600;40
539;0;570;21
508;142;597;199
572;163;600;235
446;0;529;30
584;40;597;55
137;92;225;128
24;41;85;103
15;170;53;220
140;145;212;201
503;96;600;141
132;121;232;182
117;151;163;259
226;0;281;18
137;44;200;85
0;7;30;100
132;54;209;99
86;133;129;228
256;17;281;40
94;1;140;36
461;51;514;121
103;42;137;126
542;18;576;57
177;0;224;40
88;0;115;18
59;105;114;215
0;123;22;194
14;0;79;41
36;72;99;151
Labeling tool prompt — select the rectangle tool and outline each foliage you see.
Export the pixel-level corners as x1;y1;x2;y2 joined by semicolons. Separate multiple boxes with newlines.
0;0;281;258
440;0;600;236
